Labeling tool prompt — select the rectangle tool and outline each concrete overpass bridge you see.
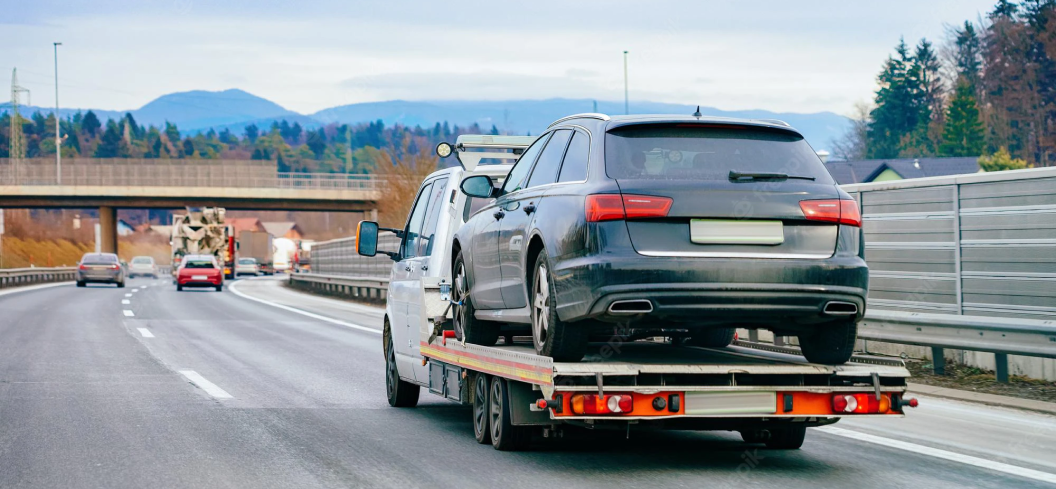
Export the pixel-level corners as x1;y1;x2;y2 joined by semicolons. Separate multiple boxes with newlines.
0;158;381;252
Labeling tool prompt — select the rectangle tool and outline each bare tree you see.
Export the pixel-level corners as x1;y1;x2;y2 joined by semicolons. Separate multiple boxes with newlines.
830;102;872;161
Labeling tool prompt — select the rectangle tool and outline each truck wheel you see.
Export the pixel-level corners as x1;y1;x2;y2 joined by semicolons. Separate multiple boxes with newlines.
489;377;528;451
531;249;587;362
798;321;857;364
384;321;419;408
473;374;491;444
764;425;807;449
686;328;736;348
453;251;498;346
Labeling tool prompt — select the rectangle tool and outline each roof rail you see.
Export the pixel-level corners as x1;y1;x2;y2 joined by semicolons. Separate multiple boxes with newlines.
755;118;790;127
547;113;610;128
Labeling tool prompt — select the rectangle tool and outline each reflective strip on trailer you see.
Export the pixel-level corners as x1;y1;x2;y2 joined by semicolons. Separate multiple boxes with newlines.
420;343;553;385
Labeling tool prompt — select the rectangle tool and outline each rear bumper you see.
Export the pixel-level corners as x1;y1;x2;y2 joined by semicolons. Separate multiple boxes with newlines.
77;271;121;282
552;254;867;329
177;277;222;287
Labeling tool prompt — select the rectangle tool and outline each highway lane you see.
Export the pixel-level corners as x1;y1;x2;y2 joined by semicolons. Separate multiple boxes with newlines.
0;277;1053;488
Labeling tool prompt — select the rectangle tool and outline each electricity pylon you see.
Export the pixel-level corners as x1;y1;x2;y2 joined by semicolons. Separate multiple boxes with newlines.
10;68;31;160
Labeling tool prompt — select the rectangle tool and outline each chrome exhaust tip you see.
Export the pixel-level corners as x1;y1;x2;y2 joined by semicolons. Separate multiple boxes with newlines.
608;299;654;315
823;301;859;315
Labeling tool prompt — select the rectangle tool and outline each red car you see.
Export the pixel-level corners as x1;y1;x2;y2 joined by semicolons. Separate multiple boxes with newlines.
176;254;224;292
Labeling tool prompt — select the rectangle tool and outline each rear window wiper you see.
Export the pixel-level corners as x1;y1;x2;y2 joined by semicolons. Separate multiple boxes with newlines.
729;170;816;181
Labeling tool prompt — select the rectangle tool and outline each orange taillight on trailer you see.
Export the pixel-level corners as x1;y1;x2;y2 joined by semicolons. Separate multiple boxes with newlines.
569;393;634;414
832;393;890;414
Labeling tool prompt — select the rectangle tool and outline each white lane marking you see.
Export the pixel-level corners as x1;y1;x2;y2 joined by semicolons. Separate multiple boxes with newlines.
122;299;130;304
137;328;154;338
124;293;132;297
816;426;1056;484
123;310;135;317
178;370;233;399
131;289;139;293
0;281;72;298
228;280;380;335
139;286;147;289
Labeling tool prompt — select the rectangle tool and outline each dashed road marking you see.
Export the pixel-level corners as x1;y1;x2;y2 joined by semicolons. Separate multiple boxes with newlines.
131;289;139;293
816;426;1056;484
122;299;131;304
123;310;135;317
178;370;232;399
124;293;132;297
137;328;154;338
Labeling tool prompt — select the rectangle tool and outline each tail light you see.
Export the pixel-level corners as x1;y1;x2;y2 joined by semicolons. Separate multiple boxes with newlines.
110;264;120;270
78;264;88;270
833;393;890;414
586;194;672;222
569;393;634;414
800;199;861;227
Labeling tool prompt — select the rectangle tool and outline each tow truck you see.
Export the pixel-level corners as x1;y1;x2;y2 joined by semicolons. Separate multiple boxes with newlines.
354;131;916;451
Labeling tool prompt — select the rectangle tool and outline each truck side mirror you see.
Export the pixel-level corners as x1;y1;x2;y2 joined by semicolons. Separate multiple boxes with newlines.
460;175;497;199
356;221;379;257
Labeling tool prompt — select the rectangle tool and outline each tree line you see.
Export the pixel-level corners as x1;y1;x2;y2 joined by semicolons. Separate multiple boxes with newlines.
833;0;1054;169
0;109;499;173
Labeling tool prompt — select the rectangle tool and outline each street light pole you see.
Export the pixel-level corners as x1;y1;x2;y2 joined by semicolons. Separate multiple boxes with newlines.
54;42;62;185
623;50;629;115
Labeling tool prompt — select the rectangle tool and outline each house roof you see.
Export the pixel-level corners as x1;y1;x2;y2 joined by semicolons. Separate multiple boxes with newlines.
262;221;301;237
227;217;264;236
824;157;981;185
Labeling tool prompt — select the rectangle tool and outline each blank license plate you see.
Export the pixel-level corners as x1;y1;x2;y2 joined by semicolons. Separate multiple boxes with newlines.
684;392;777;415
690;219;784;245
192;275;208;280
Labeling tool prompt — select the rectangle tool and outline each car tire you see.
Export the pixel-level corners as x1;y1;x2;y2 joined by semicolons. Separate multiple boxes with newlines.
384;320;420;408
798;321;857;364
117;280;125;288
176;285;183;291
686;328;736;348
530;249;587;362
764;425;807;449
215;284;223;292
76;281;85;287
489;377;529;451
472;373;491;445
453;250;498;346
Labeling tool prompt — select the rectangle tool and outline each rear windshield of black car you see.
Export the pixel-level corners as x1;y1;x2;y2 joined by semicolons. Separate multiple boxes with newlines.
605;124;833;183
184;260;216;269
82;253;118;265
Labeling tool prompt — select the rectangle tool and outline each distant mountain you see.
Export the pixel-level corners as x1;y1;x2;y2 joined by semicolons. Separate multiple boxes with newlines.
312;99;850;149
3;91;851;149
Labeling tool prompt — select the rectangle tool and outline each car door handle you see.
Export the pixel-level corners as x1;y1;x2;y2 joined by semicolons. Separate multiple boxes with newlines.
493;210;505;220
523;204;536;214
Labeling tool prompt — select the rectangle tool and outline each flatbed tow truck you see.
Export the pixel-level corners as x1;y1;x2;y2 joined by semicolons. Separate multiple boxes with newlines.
356;131;916;451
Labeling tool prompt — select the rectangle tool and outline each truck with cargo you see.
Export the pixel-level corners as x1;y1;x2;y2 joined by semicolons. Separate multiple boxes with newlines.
170;207;234;280
237;230;275;275
354;129;916;451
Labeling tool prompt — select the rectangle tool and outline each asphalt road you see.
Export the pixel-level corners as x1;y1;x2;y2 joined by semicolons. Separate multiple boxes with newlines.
1;276;1054;488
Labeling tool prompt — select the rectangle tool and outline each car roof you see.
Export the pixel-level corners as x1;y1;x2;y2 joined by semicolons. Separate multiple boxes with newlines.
183;254;216;260
549;113;804;138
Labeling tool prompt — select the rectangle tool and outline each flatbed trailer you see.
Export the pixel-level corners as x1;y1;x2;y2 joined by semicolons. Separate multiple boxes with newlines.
359;133;916;451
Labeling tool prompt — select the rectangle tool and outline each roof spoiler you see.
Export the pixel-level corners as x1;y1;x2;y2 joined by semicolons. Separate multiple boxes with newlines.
436;135;538;172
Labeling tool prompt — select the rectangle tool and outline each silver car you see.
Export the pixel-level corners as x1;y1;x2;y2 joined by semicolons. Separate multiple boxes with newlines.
128;256;159;279
76;253;126;288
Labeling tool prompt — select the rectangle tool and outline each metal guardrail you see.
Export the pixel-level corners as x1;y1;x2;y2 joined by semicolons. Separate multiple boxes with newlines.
288;272;389;301
0;158;380;191
0;267;77;288
859;310;1056;382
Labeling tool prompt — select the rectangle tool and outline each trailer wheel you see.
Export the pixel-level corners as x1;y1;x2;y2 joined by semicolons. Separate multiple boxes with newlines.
686;328;736;348
489;377;528;451
384;322;419;408
453;251;498;346
764;425;807;450
531;249;587;362
472;374;491;444
798;321;857;364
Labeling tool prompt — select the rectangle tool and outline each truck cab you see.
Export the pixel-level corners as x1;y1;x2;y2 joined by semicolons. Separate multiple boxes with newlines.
357;136;533;385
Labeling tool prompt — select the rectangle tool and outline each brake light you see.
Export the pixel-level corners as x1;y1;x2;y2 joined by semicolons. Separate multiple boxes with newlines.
800;199;861;227
569;393;634;414
832;393;890;414
78;264;88;270
110;264;120;270
585;194;672;222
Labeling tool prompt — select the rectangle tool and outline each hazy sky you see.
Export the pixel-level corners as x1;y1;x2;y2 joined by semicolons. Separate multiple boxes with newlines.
3;0;998;116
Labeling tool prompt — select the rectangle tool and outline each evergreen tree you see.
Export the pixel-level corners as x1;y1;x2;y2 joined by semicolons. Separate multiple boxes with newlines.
953;21;984;92
867;39;920;158
164;122;181;145
94;120;124;157
941;80;986;156
82;111;101;135
244;124;259;143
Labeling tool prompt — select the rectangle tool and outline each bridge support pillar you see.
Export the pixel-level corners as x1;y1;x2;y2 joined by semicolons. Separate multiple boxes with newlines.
98;206;118;254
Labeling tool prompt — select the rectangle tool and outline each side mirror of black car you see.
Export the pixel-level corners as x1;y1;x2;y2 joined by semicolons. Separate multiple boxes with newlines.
356;221;380;257
461;175;497;199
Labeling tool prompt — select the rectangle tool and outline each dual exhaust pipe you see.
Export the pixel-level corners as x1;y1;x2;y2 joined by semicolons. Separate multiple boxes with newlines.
607;300;859;316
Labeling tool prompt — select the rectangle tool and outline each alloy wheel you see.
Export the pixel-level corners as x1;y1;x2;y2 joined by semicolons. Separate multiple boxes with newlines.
532;263;550;350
